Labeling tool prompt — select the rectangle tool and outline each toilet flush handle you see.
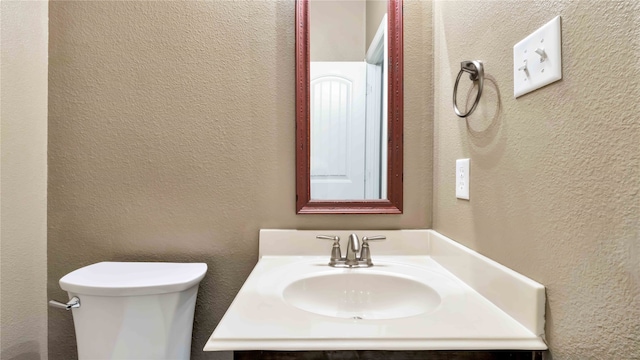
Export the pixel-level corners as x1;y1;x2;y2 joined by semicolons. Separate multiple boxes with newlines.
49;296;80;310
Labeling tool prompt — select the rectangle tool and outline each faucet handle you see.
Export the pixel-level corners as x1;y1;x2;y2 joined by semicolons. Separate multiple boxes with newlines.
362;235;386;243
316;235;339;242
316;235;341;266
360;235;386;267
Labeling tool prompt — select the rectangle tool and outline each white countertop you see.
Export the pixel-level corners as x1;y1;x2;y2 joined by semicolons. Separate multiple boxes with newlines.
204;230;547;351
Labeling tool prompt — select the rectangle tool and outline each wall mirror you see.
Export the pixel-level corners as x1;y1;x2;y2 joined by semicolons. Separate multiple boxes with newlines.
296;0;403;214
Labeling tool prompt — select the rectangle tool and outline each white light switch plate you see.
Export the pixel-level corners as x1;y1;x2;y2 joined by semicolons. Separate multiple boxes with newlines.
456;159;470;200
513;16;562;98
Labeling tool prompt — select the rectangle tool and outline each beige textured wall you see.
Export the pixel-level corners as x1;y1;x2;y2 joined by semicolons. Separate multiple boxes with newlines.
47;1;432;359
1;1;49;359
366;0;387;51
433;1;639;358
310;0;366;61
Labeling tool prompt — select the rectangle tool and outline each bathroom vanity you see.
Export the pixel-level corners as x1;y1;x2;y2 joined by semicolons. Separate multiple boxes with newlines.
204;230;547;359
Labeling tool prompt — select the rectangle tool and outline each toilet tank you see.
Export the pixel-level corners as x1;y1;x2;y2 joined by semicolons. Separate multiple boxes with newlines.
59;262;207;360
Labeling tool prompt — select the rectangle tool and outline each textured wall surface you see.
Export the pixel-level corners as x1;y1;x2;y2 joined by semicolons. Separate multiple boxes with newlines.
366;0;387;50
310;0;366;61
47;1;432;359
432;1;639;358
1;1;49;360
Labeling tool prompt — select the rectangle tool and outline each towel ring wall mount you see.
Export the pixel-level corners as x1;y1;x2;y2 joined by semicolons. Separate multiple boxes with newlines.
453;60;484;118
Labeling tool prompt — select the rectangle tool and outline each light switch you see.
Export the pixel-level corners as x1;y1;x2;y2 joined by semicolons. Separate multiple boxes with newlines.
513;16;562;98
456;159;470;200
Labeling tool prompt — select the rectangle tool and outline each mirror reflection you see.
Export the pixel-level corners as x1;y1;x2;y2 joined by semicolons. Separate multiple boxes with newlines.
309;0;388;200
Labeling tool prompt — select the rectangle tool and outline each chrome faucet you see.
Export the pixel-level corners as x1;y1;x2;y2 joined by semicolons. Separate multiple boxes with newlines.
316;233;386;267
345;233;360;266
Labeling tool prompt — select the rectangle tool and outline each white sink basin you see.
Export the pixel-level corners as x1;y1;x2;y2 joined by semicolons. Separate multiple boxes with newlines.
282;272;441;320
205;230;548;352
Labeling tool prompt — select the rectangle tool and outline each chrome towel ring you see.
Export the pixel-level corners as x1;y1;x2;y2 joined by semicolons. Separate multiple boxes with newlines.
453;60;484;118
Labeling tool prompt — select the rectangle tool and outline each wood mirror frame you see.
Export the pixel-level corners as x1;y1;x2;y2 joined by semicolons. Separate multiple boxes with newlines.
295;0;403;214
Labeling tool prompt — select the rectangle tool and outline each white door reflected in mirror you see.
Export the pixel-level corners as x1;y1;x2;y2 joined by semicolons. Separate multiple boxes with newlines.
310;62;366;199
309;0;388;201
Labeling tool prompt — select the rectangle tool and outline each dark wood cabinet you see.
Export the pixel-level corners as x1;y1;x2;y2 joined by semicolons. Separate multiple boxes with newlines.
234;350;546;360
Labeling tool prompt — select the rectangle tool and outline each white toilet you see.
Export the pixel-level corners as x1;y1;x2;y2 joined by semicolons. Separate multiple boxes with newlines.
52;262;207;360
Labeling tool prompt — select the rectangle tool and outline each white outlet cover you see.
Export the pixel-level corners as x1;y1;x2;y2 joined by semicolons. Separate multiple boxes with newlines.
513;16;562;98
456;159;470;200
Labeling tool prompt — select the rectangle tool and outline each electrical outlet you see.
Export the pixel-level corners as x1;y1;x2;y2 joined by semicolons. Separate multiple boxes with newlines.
456;159;470;200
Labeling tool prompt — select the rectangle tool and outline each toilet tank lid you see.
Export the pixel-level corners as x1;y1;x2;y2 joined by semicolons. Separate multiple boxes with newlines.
59;262;208;296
